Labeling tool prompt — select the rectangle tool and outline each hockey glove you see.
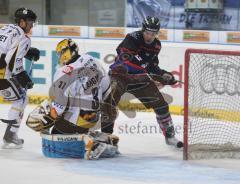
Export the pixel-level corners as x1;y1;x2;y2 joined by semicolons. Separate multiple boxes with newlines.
161;72;177;85
109;64;128;77
13;71;34;89
109;64;151;83
150;71;177;85
25;47;40;61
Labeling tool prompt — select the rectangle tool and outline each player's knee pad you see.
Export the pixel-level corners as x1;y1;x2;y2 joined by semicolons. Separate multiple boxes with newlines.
0;78;25;101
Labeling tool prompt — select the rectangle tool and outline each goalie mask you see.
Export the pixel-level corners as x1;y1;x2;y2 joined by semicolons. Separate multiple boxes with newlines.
56;39;79;66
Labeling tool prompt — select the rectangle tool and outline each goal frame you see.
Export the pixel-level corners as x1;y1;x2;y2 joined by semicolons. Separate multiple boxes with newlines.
183;48;240;160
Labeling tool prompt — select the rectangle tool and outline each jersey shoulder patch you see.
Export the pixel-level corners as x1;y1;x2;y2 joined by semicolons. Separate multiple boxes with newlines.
53;65;74;82
62;65;74;75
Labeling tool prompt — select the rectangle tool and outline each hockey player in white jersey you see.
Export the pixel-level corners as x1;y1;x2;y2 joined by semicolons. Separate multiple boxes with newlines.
0;8;40;148
27;39;119;159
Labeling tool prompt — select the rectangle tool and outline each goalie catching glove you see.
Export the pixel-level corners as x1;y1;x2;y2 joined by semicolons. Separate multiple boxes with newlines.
26;100;55;132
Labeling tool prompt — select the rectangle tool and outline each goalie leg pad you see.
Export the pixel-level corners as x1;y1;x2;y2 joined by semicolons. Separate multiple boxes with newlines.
89;142;119;160
87;131;120;159
41;133;86;158
40;132;120;159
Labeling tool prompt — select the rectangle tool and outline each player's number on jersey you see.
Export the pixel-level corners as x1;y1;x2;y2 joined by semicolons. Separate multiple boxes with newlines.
0;35;7;42
92;87;99;110
58;81;67;90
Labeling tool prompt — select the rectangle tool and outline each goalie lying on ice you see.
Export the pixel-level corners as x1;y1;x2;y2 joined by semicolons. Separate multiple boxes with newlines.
26;39;119;159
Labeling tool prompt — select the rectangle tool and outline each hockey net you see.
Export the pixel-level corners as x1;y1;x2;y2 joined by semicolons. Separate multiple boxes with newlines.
184;49;240;160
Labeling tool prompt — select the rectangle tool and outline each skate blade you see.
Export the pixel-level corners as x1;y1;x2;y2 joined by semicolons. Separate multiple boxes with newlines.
2;143;23;149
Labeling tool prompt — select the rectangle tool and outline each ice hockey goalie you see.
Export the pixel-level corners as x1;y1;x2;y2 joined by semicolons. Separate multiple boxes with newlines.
26;39;119;160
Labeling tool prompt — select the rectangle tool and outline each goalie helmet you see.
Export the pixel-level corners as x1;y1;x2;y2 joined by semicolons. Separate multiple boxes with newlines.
14;7;37;23
56;39;79;66
142;16;160;33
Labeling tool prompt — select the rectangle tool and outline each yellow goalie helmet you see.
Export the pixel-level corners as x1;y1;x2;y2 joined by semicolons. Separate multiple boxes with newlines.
56;39;79;65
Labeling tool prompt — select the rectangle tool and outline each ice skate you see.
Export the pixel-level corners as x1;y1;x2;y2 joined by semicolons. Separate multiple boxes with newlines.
164;126;183;148
2;125;24;149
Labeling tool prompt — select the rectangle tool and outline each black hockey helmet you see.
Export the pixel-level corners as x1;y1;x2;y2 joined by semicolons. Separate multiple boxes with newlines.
142;16;160;32
14;7;37;23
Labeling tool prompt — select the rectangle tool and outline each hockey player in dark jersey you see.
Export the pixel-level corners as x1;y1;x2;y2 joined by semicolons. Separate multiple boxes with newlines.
101;16;183;148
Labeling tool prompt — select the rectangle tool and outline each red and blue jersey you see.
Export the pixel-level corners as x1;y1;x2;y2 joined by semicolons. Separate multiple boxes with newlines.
110;30;163;75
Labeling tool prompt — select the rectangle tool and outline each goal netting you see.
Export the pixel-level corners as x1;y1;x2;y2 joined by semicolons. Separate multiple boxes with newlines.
184;49;240;160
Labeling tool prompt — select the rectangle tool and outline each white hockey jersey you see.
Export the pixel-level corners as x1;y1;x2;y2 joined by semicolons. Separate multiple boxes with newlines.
50;54;111;129
0;24;31;79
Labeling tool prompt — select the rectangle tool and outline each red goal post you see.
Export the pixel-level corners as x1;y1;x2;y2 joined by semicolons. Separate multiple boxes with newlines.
184;49;240;160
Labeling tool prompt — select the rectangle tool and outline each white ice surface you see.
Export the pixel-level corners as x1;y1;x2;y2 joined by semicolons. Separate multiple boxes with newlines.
0;104;240;184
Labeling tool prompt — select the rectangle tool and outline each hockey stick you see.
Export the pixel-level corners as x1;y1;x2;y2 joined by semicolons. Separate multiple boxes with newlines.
28;60;35;76
19;60;36;97
175;80;184;84
175;80;195;88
